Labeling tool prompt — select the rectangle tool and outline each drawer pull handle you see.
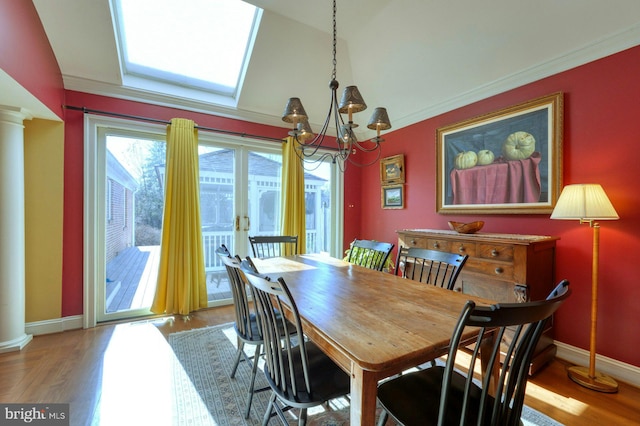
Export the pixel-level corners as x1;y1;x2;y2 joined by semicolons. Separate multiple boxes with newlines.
410;239;417;245
491;249;499;257
495;267;504;274
433;242;439;249
458;245;466;253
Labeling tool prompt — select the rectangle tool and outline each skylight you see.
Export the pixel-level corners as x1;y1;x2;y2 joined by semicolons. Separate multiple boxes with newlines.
114;0;260;98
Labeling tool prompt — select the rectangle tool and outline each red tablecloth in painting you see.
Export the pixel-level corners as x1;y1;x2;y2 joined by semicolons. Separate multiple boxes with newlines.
450;152;541;204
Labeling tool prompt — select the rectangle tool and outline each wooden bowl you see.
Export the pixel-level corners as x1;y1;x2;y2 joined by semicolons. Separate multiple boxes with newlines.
448;221;484;234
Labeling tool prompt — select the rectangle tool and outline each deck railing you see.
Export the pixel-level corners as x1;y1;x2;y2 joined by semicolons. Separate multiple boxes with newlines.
202;232;234;272
202;230;319;273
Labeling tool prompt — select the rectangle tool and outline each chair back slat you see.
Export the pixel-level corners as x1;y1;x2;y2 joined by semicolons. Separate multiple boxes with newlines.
249;235;299;258
346;239;395;271
395;247;468;289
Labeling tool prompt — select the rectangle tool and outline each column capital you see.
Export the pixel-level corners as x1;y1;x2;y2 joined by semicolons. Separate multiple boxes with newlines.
0;106;33;124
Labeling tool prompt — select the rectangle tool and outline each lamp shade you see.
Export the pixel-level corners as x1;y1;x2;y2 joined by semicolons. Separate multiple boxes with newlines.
338;86;367;114
296;119;315;142
550;184;619;220
282;97;308;124
366;107;392;131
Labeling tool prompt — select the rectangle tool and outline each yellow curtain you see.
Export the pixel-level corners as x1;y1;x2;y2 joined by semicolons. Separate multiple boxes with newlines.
280;136;306;253
151;118;207;315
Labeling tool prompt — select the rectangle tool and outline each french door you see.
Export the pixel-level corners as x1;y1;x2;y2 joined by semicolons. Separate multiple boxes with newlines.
84;115;340;326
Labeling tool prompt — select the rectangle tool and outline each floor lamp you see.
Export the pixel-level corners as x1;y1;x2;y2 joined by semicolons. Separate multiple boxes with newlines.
550;183;619;393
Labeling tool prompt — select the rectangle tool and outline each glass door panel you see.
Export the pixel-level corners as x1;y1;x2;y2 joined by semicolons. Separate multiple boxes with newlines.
302;161;332;254
199;146;237;303
243;152;334;255
101;134;165;321
247;151;282;238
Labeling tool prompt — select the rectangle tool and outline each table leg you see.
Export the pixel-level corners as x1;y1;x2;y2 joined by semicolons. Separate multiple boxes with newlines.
479;332;499;395
350;364;378;425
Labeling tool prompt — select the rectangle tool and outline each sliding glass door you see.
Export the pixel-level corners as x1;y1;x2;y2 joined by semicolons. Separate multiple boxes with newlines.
85;115;340;324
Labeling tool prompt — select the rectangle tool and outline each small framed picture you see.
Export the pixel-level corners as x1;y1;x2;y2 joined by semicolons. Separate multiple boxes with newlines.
380;154;405;185
382;185;404;209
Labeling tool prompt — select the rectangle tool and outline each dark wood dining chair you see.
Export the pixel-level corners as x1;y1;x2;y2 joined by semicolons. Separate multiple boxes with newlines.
240;259;351;426
249;235;299;258
346;239;395;271
395;246;468;290
377;280;571;426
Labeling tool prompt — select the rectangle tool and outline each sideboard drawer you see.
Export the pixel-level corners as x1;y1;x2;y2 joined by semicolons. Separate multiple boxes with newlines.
400;236;427;248
465;259;515;282
459;274;527;303
477;243;514;262
426;238;451;252
450;241;476;257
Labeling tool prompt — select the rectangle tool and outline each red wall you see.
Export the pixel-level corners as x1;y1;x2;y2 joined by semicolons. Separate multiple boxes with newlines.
0;0;64;118
355;46;640;367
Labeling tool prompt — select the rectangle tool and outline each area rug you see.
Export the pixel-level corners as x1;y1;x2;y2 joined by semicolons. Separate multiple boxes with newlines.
168;323;563;425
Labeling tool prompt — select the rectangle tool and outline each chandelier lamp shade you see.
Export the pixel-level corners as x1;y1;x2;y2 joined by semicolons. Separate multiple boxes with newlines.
281;0;392;170
550;183;619;393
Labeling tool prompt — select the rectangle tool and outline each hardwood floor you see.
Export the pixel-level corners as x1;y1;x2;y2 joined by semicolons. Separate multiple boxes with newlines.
1;306;638;425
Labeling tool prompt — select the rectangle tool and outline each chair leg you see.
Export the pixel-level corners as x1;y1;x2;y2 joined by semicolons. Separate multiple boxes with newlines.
298;408;307;426
262;393;277;426
244;344;261;418
230;340;244;378
377;410;389;426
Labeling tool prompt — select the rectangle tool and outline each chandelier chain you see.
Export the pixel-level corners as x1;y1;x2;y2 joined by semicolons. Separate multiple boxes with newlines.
332;0;337;82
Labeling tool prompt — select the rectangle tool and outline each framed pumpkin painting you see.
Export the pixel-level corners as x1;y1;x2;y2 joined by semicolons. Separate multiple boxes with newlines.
436;92;563;214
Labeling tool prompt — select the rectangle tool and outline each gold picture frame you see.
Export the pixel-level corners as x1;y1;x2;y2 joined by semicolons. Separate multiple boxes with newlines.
436;92;563;214
380;154;405;185
382;185;404;209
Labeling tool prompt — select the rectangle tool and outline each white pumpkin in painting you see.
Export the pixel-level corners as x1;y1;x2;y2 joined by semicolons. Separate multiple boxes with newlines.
454;151;478;169
502;131;535;160
477;149;495;165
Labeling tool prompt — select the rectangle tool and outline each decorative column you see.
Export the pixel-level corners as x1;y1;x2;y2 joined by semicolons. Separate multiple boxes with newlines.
0;106;33;352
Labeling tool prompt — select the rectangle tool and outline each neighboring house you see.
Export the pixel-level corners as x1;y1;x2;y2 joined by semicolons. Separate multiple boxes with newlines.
106;151;138;263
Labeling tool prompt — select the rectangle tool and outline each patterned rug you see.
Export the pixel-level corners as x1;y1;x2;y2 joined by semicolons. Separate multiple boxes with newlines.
168;323;563;425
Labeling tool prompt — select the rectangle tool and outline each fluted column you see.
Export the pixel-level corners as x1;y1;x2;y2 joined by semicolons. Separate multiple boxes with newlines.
0;106;33;352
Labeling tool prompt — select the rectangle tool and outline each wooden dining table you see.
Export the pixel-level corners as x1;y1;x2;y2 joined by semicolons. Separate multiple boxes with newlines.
252;253;496;425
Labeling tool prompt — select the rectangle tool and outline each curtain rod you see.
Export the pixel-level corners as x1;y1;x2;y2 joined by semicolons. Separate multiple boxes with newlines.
64;105;285;143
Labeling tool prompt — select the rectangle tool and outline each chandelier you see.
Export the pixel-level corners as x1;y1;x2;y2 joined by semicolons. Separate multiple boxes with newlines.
281;0;392;170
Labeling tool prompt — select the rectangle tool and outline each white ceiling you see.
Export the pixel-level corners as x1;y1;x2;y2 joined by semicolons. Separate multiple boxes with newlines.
26;0;640;136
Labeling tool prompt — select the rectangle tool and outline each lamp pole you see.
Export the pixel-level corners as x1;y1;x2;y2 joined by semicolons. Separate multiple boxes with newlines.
566;220;618;393
589;220;599;379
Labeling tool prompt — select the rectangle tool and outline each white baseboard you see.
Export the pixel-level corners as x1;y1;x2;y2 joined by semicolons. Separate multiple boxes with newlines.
555;341;640;388
25;315;84;336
